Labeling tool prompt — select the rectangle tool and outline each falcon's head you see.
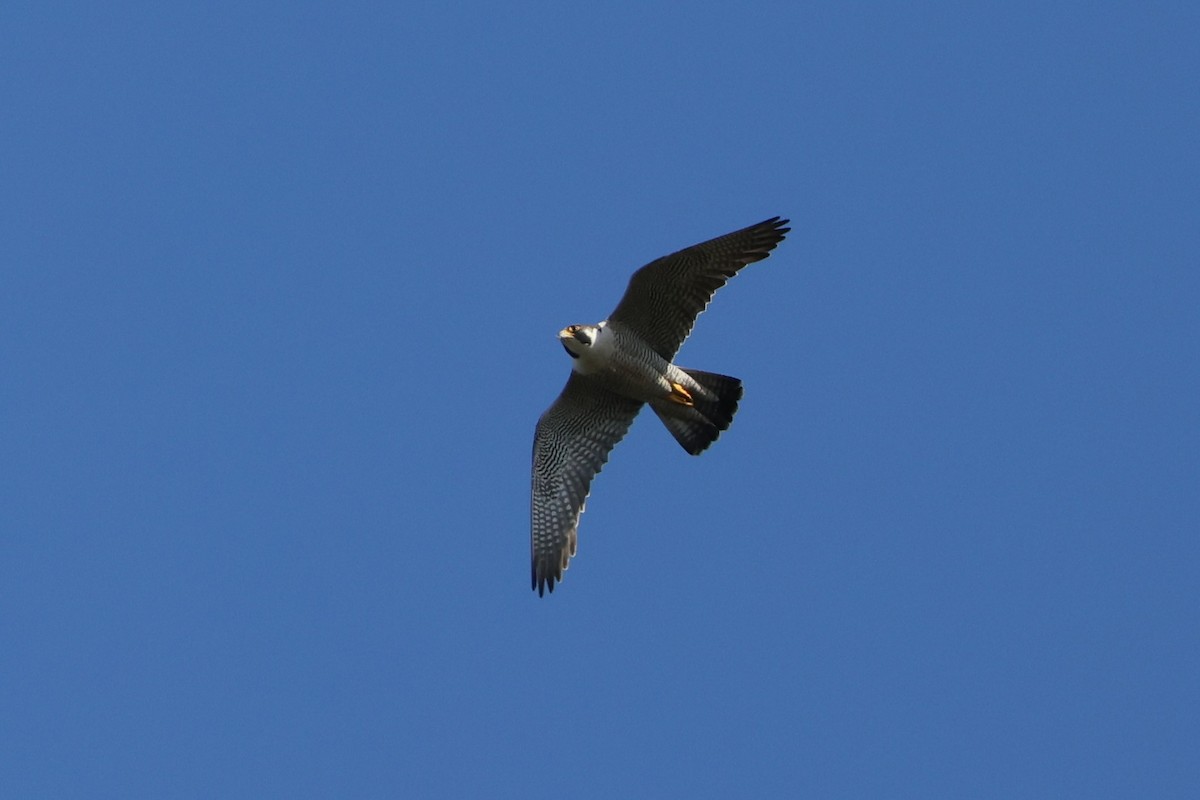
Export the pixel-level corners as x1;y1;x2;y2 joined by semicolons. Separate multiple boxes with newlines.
558;324;598;359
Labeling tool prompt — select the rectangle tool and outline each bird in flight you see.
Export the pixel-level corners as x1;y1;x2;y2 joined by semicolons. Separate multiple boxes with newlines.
531;216;791;595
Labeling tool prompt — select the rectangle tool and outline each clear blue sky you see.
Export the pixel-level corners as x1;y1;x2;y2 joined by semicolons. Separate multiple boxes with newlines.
3;3;1197;797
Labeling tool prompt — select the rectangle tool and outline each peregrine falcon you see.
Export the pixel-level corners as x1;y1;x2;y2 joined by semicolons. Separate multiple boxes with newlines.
531;216;790;595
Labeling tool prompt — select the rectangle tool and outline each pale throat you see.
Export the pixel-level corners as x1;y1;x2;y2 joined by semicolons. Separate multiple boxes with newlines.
568;322;615;374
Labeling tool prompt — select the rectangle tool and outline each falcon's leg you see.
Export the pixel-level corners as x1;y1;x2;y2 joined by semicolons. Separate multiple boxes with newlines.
667;382;694;407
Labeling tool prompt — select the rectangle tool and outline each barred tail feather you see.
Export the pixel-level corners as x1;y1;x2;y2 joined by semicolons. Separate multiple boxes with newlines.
651;369;743;455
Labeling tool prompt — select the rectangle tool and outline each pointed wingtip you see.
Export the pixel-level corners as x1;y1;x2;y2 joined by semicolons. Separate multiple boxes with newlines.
761;215;791;236
532;564;557;597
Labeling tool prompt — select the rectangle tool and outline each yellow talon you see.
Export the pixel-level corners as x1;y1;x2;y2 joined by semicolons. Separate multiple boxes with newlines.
668;382;694;406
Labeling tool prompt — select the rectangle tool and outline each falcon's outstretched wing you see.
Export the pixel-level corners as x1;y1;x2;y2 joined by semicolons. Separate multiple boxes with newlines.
531;373;643;595
607;217;790;359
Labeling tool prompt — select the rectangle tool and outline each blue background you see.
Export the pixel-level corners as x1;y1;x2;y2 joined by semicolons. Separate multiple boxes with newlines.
3;3;1197;797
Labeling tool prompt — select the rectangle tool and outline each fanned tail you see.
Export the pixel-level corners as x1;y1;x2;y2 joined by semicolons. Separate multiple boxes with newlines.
652;369;743;455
